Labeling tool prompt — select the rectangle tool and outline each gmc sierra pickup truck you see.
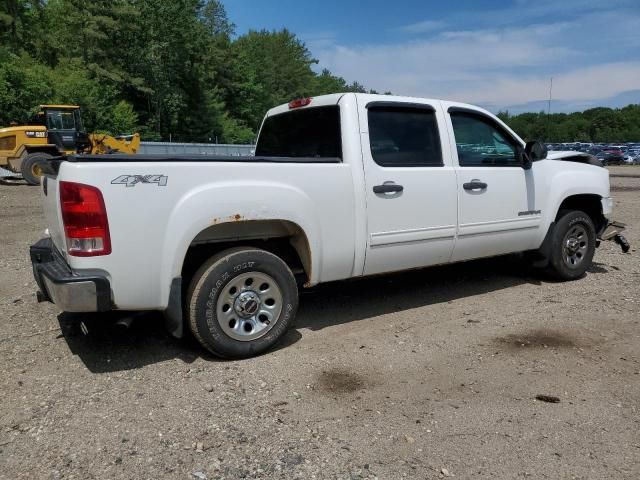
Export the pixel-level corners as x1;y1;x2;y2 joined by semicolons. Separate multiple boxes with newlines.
30;93;627;358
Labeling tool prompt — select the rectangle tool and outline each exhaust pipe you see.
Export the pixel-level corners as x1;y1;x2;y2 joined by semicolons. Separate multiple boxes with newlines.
115;316;134;330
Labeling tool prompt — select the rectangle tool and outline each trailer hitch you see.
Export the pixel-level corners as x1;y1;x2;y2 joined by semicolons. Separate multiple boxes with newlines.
598;221;630;253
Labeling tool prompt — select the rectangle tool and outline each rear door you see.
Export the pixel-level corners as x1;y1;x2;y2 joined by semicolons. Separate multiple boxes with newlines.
444;106;541;261
359;98;458;275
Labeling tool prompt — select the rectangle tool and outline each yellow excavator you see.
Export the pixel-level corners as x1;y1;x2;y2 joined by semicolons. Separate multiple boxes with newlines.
0;105;140;185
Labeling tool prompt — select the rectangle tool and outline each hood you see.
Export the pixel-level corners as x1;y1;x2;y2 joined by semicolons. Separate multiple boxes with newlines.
546;150;603;167
0;125;47;134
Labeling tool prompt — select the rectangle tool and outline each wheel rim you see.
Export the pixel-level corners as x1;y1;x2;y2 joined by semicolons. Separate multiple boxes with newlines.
562;224;588;268
216;271;283;342
32;163;43;178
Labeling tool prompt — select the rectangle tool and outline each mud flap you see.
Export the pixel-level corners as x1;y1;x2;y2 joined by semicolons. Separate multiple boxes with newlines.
163;277;184;338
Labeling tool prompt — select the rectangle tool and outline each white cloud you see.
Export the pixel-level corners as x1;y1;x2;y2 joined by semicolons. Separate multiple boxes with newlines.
310;4;640;111
453;62;640;107
398;20;446;34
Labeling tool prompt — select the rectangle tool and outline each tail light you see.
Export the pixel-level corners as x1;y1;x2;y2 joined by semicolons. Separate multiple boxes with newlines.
288;97;312;109
59;181;111;256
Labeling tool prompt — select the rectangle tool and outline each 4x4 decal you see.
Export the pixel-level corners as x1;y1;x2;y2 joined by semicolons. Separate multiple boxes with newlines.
111;175;168;187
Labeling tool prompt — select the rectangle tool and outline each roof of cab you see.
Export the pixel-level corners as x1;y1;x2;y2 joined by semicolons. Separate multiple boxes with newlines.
266;92;495;119
39;104;80;109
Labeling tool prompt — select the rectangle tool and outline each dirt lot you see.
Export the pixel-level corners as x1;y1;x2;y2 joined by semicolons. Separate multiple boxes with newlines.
1;168;639;479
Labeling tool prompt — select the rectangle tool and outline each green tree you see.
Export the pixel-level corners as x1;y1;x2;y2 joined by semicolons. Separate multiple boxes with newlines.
111;100;138;134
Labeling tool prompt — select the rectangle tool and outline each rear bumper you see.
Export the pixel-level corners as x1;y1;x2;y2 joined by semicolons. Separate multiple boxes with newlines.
30;238;111;312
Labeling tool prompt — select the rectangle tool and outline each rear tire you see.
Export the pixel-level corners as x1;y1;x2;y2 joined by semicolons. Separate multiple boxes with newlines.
546;210;596;280
186;247;299;358
21;152;52;186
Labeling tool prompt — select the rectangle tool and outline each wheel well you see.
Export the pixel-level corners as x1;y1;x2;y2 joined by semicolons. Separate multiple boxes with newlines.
181;220;312;290
556;194;606;233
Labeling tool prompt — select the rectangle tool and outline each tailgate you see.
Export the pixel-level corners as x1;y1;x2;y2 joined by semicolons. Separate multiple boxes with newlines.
41;175;66;256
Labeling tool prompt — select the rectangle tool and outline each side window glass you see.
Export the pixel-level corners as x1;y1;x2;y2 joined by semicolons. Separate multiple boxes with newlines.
451;113;519;166
368;107;443;167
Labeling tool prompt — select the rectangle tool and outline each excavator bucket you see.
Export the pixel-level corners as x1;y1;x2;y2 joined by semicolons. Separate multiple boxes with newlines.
89;133;141;155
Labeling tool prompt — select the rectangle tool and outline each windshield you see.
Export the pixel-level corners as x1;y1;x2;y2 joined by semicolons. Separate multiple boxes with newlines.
46;109;77;130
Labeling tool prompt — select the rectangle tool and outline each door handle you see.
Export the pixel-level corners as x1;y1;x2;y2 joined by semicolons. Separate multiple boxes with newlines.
373;183;404;194
463;181;488;191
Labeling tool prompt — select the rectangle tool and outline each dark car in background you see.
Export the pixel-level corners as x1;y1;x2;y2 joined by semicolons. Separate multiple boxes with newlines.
596;151;625;166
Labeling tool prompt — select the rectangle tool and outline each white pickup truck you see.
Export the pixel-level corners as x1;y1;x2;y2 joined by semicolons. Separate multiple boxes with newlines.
30;93;628;358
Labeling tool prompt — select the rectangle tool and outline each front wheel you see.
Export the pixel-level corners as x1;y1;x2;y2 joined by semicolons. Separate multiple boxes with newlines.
21;152;52;186
186;247;299;358
547;210;596;280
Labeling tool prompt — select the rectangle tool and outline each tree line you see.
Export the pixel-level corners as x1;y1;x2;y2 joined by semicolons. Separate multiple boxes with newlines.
1;1;638;144
498;105;640;143
0;0;374;143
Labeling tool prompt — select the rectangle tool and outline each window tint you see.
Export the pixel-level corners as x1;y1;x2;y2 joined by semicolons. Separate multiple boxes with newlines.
255;106;341;158
368;107;443;167
450;113;519;166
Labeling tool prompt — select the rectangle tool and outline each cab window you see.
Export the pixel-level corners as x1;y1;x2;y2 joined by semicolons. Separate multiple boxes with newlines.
46;110;76;130
368;106;443;167
256;106;341;159
450;112;519;167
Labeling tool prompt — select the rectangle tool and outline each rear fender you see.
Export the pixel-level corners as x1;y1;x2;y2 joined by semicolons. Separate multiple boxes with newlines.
159;181;321;305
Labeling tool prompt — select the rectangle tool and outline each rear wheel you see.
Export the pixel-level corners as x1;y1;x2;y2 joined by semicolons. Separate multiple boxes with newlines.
186;247;299;358
547;210;596;280
21;152;52;186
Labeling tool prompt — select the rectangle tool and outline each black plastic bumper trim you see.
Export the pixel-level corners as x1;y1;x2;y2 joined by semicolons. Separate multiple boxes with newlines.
30;238;112;312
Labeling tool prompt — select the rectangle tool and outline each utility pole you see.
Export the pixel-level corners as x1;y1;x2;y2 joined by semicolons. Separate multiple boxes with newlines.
547;77;553;140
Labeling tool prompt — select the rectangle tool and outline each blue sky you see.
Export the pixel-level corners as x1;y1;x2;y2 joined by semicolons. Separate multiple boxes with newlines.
225;0;640;113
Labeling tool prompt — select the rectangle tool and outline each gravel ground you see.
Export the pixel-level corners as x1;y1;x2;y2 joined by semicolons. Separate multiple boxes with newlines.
1;167;639;479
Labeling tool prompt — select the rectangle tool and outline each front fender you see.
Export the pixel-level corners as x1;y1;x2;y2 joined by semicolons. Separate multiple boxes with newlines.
546;165;609;224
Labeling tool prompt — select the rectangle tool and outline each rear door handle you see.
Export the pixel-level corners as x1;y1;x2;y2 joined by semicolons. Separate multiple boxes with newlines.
373;183;404;194
463;181;488;191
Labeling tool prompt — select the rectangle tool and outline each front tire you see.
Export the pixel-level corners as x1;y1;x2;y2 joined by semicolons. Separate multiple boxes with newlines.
21;152;52;186
186;247;299;358
547;210;596;280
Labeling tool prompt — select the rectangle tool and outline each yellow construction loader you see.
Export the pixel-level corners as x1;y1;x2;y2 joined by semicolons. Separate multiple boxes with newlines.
0;105;140;185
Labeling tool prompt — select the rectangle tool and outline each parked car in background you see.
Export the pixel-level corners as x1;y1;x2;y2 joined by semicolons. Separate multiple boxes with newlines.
597;151;625;166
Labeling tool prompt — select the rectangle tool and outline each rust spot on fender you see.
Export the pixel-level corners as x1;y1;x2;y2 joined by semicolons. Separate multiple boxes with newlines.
211;214;244;225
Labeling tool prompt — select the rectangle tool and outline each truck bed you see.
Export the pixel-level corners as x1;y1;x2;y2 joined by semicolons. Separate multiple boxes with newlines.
66;154;341;163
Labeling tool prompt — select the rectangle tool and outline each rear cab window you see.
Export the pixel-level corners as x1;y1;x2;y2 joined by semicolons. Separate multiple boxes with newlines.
367;104;443;167
255;106;342;159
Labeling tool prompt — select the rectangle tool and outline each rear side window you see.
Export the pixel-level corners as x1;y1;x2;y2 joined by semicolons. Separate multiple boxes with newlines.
368;106;443;167
255;106;341;158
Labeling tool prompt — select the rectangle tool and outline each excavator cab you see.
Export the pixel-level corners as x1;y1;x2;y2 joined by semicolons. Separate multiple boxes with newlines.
31;105;92;153
1;104;139;185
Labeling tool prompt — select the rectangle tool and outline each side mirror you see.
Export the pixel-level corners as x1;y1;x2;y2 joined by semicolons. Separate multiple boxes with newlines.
519;147;533;170
525;140;548;162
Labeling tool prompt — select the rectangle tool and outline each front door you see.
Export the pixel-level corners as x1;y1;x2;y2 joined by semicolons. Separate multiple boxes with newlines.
46;109;79;151
360;99;458;275
445;108;541;262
